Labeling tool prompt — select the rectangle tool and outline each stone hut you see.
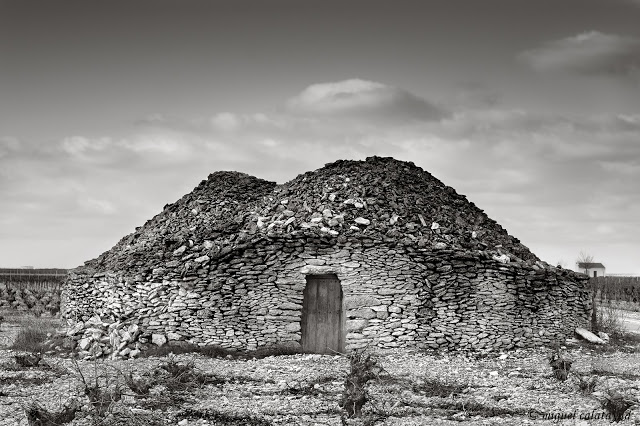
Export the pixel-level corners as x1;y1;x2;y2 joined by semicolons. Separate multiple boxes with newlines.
62;157;591;357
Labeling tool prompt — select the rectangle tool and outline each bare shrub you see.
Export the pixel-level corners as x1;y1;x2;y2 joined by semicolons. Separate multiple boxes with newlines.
600;389;637;422
122;370;154;395
572;371;598;394
548;349;572;381
73;359;125;417
412;378;467;398
15;352;43;368
595;302;629;338
156;356;212;392
338;349;384;418
23;399;80;426
548;349;573;381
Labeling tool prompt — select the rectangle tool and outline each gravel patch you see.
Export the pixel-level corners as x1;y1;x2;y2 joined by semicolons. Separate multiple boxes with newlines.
1;341;639;426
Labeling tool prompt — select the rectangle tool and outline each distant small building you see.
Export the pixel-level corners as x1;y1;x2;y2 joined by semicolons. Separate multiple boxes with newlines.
576;262;606;278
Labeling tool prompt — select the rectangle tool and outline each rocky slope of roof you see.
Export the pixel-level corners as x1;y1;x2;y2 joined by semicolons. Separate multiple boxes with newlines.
85;156;539;273
89;171;276;271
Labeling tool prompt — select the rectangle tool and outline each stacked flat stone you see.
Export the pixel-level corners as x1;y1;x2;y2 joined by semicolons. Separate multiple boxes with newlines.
62;157;591;359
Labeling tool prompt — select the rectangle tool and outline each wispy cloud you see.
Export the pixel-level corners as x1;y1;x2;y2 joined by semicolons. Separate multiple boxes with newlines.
518;31;640;77
285;78;448;123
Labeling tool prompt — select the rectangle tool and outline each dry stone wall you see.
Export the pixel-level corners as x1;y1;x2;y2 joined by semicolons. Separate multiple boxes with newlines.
63;235;590;358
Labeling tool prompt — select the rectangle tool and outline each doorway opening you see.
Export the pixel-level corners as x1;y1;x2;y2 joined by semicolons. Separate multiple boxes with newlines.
300;274;344;354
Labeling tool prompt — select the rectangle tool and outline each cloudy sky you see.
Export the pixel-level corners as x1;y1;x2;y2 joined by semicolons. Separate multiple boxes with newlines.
1;0;639;274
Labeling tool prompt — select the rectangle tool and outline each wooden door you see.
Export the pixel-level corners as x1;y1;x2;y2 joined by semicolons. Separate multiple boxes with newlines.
301;274;343;354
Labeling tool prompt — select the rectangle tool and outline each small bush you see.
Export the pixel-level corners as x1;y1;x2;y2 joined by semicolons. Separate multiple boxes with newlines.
412;378;467;398
23;399;79;426
73;359;124;417
572;371;598;394
83;383;123;417
156;356;210;392
601;389;637;422
124;356;225;396
15;352;43;368
548;350;572;381
338;349;384;418
122;370;154;395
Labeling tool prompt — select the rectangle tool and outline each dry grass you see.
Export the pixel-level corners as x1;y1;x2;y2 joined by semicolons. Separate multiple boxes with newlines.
8;316;59;352
595;302;629;337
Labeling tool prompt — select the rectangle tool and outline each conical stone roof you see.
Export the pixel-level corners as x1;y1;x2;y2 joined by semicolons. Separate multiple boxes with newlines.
85;156;538;274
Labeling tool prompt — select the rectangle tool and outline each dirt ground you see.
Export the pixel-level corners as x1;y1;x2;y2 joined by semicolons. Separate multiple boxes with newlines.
1;312;640;425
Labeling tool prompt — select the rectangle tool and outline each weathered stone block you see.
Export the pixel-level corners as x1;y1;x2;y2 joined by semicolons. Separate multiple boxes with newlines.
346;319;369;331
347;308;377;319
345;295;380;309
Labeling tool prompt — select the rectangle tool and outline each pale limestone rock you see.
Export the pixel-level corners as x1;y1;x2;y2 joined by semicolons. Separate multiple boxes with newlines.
575;327;605;344
354;217;370;225
285;322;300;332
346;319;369;331
66;322;84;336
345;295;380;309
151;333;167;346
78;338;92;351
109;333;121;349
597;331;610;343
492;254;511;264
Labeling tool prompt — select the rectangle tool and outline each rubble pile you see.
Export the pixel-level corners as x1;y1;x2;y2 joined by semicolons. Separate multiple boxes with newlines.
63;157;591;359
92;171;276;272
89;157;536;276
246;157;537;262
